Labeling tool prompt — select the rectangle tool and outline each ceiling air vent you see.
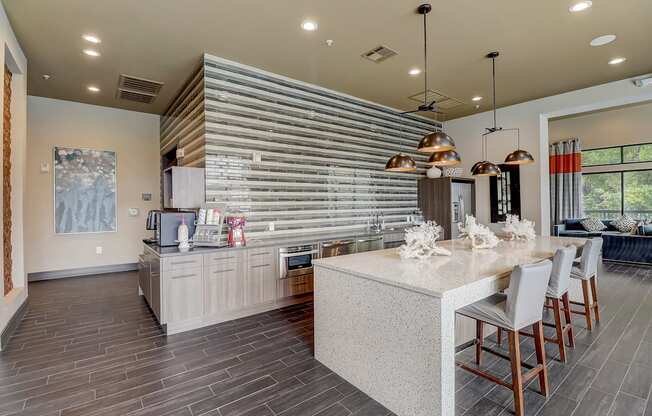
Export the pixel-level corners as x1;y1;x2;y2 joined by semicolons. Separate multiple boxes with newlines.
361;45;398;63
116;74;164;104
408;89;466;110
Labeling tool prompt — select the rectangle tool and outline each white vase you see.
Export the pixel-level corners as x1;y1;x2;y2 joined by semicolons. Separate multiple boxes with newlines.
426;167;442;178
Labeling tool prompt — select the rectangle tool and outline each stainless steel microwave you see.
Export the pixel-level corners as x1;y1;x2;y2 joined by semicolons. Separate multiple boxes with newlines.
278;244;318;280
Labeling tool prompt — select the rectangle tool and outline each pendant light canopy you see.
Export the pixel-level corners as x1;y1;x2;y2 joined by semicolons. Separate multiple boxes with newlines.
427;149;461;166
385;153;417;172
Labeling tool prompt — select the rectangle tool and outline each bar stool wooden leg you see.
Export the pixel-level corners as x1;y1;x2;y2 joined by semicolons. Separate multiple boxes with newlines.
581;280;593;331
476;320;484;365
508;330;525;416
532;321;549;397
562;292;575;348
552;298;566;363
496;327;502;347
590;275;600;323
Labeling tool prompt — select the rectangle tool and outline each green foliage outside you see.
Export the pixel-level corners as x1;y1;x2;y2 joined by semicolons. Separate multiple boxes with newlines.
582;147;621;166
583;170;652;221
623;143;652;163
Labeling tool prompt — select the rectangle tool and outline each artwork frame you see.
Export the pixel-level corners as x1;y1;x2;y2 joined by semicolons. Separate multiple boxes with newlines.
53;146;117;235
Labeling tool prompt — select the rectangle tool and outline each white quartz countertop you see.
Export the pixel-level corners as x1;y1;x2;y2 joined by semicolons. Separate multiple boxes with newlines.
313;236;587;299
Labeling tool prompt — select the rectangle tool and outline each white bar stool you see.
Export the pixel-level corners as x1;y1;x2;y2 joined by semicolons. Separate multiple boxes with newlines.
570;237;603;330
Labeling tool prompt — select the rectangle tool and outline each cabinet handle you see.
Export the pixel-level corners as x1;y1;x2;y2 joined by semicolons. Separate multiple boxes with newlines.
171;260;199;265
212;256;236;260
212;269;235;274
171;273;197;280
150;273;160;278
250;252;270;256
250;264;271;269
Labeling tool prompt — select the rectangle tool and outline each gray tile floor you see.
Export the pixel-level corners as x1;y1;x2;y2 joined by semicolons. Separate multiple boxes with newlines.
0;261;650;416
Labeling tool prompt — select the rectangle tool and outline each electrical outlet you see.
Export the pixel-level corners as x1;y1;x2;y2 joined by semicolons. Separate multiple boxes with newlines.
96;246;103;255
252;151;262;164
128;208;140;217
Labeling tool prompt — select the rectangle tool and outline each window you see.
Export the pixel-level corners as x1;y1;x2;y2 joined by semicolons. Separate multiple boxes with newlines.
624;170;652;219
582;147;622;167
583;172;622;220
581;142;652;166
623;143;652;163
582;169;652;221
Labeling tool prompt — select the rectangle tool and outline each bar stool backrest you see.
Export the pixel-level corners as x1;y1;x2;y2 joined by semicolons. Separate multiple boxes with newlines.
548;246;577;298
505;260;553;330
577;237;603;279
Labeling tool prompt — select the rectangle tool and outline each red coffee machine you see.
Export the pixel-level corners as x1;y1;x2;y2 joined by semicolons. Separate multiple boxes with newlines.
226;215;246;247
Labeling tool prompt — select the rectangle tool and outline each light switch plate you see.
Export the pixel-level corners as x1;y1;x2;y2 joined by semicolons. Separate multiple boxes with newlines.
40;162;50;173
252;151;262;164
142;193;152;201
176;148;185;158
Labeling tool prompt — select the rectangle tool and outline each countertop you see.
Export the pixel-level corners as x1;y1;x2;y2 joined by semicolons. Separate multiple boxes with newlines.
313;236;588;299
144;227;408;257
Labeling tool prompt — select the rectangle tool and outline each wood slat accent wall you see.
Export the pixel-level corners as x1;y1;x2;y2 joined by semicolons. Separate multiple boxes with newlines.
162;53;442;240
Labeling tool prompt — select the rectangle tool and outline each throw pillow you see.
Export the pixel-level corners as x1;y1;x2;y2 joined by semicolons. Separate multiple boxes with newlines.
611;215;637;233
580;217;607;232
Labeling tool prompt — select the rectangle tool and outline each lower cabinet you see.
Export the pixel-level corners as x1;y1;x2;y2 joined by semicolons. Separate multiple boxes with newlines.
165;268;203;323
204;264;244;314
244;263;276;306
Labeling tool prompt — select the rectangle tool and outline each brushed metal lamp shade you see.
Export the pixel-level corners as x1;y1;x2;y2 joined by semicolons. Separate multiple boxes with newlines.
427;150;461;166
417;131;456;153
471;160;501;176
504;149;534;165
385;153;417;172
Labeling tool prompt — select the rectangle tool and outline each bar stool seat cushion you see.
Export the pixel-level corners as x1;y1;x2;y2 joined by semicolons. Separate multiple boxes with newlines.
458;293;513;330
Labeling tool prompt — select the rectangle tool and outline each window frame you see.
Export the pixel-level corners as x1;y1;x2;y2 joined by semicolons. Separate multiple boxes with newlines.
581;141;652;167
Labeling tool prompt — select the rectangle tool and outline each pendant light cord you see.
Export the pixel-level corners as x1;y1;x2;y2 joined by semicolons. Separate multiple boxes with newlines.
492;56;497;131
423;10;428;107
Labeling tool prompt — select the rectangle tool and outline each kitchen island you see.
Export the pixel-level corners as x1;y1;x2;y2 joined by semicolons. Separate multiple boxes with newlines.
313;236;586;416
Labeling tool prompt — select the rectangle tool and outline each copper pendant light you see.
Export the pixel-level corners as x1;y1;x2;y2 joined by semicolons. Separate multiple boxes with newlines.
504;127;534;164
428;149;461;166
384;4;459;172
385;153;417;172
471;160;501;176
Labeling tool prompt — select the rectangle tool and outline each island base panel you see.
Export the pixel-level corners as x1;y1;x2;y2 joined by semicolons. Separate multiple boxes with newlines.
314;266;456;416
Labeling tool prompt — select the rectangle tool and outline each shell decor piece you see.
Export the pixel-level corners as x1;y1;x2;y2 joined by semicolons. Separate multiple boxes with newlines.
399;221;452;260
458;215;500;250
502;214;536;241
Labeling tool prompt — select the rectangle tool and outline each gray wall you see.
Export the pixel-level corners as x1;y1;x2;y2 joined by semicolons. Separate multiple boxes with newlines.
164;53;442;240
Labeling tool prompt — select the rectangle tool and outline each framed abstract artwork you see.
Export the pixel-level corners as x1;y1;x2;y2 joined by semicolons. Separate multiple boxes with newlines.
54;147;117;234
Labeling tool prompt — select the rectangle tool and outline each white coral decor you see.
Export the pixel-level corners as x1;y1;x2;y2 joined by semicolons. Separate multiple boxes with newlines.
399;221;452;260
503;214;536;241
458;215;500;249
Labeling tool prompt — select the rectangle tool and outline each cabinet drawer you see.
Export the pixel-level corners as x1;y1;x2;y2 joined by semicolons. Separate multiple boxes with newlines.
247;248;275;267
204;250;244;266
162;254;203;271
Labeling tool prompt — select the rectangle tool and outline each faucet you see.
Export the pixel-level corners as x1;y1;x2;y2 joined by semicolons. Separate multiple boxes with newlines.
368;212;385;233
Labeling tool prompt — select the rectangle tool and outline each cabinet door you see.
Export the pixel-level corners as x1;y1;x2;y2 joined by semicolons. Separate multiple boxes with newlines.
138;258;151;300
245;263;276;307
165;268;203;323
150;270;161;321
204;264;244;315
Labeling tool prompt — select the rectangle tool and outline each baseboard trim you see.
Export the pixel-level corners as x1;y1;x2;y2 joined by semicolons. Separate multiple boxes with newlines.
28;263;139;282
1;296;28;350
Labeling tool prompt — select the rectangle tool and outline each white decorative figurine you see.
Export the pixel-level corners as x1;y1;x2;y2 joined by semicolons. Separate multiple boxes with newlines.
502;214;536;241
458;215;500;249
399;221;452;260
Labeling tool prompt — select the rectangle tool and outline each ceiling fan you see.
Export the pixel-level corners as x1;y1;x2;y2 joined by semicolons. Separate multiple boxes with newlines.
401;4;445;117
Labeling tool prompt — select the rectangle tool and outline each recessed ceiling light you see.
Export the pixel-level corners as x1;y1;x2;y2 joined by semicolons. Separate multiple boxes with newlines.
87;85;100;92
471;96;483;102
590;34;616;47
569;1;592;12
42;74;51;80
301;20;318;31
608;57;626;65
408;68;421;76
82;34;101;44
83;49;100;57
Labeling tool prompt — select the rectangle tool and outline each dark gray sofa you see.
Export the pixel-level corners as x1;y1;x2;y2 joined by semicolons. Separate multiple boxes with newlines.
554;218;652;264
